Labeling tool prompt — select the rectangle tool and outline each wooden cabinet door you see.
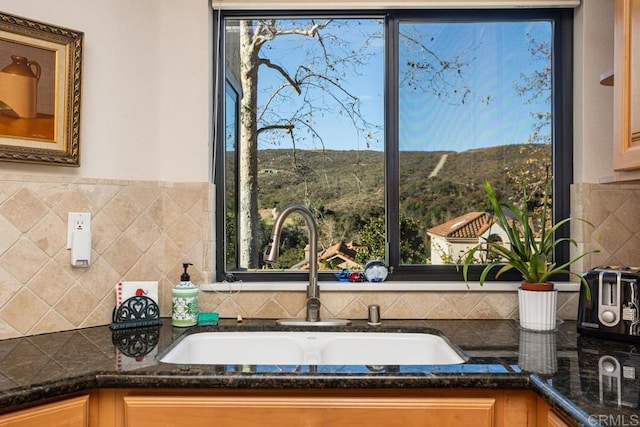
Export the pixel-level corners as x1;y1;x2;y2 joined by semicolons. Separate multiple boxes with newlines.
0;395;89;427
613;0;640;173
122;395;497;427
535;397;574;427
547;410;572;427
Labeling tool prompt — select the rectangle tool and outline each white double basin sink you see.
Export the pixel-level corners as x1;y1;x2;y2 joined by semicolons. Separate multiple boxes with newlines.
159;330;467;366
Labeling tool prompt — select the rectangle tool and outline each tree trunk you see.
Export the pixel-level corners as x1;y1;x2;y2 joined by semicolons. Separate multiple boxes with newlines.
238;20;260;269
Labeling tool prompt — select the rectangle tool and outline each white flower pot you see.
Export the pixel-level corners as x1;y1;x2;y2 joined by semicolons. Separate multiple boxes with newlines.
517;287;558;331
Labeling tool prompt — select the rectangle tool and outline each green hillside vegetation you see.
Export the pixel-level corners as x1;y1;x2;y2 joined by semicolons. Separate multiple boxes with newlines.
257;144;549;221
227;144;551;267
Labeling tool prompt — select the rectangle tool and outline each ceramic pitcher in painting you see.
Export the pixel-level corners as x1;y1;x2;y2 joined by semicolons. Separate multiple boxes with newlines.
0;55;42;118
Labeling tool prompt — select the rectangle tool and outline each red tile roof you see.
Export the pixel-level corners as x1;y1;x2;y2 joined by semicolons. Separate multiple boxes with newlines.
427;212;495;239
294;241;361;270
318;241;359;264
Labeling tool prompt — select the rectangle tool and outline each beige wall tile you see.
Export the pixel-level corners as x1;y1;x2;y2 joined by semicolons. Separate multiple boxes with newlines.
383;297;421;318
28;261;75;305
78;183;121;210
483;293;519;319
27;212;66;257
557;293;580;320
273;292;307;315
80;299;113;328
127;212;162;252
158;194;183;229
166;186;203;213
595;215;633;254
79;257;121;301
616;238;640;266
337;299;367;319
443;293;484;317
0;181;20;204
159;277;175;316
426;298;460;319
0;178;637;338
0;320;20;340
54;285;99;326
357;292;401;311
102;235;143;276
252;299;290;319
0;215;20;255
101;190;145;231
162;238;184;274
320;293;357;317
400;292;442;317
0;188;48;232
31;311;74;335
199;289;232;313
52;190;96;220
92;212;120;255
0;288;49;334
31;181;74;208
465;299;503;319
0;238;50;283
234;292;272;315
614;194;640;233
121;186;162;213
0;266;21;305
166;215;201;253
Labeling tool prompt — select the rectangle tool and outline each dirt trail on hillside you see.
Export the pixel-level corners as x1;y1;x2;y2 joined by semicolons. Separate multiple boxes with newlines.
429;153;448;178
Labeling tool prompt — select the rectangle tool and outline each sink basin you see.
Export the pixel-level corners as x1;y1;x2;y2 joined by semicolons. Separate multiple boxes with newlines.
159;331;467;365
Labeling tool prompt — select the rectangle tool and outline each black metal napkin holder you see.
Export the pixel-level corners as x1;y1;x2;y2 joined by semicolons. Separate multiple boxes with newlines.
110;295;162;330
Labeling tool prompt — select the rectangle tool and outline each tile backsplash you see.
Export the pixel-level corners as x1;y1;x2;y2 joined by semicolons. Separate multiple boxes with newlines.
571;182;640;270
0;176;637;339
0;174;211;339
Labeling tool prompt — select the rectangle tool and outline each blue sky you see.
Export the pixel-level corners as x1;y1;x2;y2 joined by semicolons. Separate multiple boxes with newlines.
254;18;551;153
399;21;551;152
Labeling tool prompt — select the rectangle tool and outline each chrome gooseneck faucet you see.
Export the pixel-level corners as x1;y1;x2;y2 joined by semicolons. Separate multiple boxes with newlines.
264;203;351;326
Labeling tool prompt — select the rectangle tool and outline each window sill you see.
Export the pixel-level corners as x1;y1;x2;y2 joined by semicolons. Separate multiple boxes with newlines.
200;281;581;292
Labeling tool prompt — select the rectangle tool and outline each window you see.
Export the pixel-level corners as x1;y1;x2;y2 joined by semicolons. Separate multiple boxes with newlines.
214;8;573;283
224;79;240;272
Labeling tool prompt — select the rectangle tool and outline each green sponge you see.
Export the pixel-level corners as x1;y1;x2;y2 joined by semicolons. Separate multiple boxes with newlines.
197;312;219;326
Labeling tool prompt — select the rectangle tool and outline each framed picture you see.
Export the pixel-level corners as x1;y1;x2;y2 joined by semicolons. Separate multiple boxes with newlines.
0;12;83;166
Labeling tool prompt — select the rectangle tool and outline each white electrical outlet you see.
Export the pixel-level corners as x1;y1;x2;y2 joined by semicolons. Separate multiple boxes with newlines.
67;212;91;249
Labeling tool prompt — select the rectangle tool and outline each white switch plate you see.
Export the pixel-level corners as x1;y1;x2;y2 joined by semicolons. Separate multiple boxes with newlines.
67;212;91;249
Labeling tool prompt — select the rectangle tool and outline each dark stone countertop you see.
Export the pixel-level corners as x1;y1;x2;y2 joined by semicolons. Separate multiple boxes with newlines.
0;318;638;426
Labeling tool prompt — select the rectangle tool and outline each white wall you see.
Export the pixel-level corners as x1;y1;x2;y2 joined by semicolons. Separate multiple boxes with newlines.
573;0;615;183
0;0;211;182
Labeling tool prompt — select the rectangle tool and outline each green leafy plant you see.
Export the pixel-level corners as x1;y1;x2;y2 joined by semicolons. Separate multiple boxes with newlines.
462;179;597;297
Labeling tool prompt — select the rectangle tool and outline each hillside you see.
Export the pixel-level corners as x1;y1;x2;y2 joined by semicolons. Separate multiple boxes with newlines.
256;143;551;230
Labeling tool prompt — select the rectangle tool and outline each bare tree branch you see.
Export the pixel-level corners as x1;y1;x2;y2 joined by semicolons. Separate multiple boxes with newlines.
400;28;478;106
259;58;302;95
258;124;294;134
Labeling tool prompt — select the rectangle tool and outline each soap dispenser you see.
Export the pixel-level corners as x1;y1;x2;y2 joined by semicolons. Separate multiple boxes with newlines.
172;263;199;327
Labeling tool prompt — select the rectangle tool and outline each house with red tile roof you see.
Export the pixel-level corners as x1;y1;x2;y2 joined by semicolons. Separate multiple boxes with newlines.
426;212;510;264
293;241;363;271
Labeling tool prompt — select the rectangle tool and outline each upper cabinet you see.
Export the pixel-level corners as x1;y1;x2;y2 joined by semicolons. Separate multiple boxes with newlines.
613;0;640;179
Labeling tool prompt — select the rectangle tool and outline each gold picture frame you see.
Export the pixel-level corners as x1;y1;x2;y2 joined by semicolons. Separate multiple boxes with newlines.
0;12;83;166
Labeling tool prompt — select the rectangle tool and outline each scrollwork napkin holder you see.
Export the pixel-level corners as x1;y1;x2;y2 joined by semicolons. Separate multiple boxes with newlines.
110;295;162;330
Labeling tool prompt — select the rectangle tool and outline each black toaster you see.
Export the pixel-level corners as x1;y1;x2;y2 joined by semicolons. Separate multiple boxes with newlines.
577;267;640;343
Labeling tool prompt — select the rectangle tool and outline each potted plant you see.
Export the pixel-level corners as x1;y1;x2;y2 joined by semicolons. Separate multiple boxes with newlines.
462;179;596;331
